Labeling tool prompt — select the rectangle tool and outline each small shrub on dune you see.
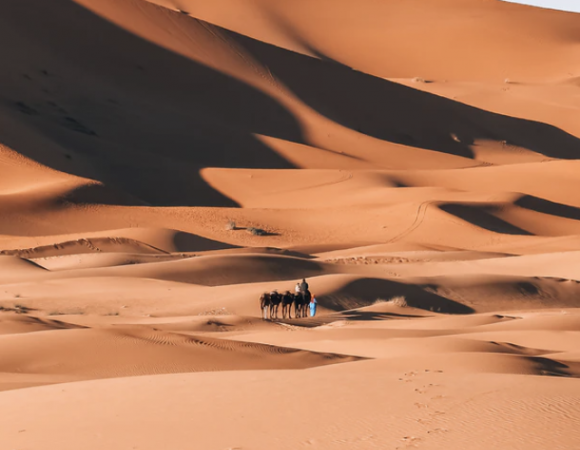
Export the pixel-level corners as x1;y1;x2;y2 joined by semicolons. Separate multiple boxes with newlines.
247;227;266;236
450;133;461;143
14;304;30;314
0;304;31;314
376;296;408;308
390;296;408;307
225;220;236;231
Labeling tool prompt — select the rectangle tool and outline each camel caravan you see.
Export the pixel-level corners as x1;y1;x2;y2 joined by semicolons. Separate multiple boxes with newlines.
260;278;317;320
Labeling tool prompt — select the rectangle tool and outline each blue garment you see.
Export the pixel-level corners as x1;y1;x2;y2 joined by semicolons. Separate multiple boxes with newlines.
309;298;317;317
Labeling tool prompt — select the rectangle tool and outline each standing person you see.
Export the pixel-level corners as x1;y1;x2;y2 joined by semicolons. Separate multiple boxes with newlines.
309;294;317;317
300;278;309;293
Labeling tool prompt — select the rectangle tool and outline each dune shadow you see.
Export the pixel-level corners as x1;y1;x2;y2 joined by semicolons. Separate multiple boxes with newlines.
0;0;304;207
232;29;580;160
4;1;579;212
265;248;315;259
335;310;423;321
173;231;238;252
439;204;533;235
321;278;475;314
515;195;580;221
526;356;577;378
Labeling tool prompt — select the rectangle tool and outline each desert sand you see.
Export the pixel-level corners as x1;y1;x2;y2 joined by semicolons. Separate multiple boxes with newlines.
1;0;580;449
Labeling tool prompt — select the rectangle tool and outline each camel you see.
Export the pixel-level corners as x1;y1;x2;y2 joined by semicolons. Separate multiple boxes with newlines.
260;290;311;320
282;291;294;319
304;290;312;313
293;292;303;318
269;291;282;319
292;290;310;318
260;292;271;320
299;290;312;318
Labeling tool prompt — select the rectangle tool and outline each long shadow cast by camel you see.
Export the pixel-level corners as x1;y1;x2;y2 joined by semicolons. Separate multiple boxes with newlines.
439;204;533;235
321;278;475;315
232;28;580;160
0;0;304;207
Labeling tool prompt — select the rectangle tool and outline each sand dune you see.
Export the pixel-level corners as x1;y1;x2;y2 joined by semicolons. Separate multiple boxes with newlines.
1;0;580;448
0;324;362;391
146;0;580;82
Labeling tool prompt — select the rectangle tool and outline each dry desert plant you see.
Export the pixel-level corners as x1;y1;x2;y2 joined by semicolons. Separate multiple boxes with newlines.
247;227;266;236
376;296;408;308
